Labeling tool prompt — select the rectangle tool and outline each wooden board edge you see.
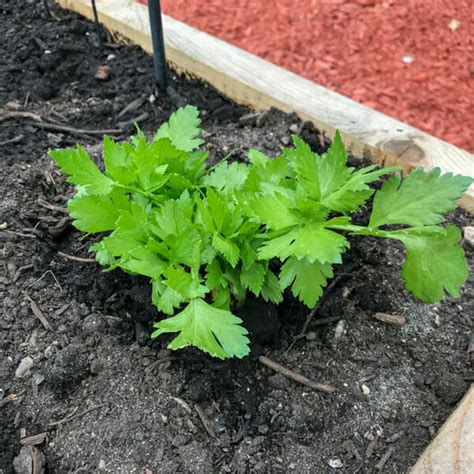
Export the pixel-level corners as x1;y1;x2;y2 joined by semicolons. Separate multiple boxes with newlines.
410;385;474;474
56;0;474;213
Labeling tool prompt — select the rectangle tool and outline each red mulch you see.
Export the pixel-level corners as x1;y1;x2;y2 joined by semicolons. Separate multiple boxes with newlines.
140;0;473;152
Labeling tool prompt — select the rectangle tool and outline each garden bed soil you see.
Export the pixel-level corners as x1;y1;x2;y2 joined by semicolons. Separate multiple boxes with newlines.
1;2;473;473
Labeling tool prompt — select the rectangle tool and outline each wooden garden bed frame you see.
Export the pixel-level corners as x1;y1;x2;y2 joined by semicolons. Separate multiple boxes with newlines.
56;2;474;472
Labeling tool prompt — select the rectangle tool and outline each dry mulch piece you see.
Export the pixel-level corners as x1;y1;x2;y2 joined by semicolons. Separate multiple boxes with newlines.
148;0;473;152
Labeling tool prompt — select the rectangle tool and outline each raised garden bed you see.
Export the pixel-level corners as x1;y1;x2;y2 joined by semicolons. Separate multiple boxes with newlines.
1;2;473;473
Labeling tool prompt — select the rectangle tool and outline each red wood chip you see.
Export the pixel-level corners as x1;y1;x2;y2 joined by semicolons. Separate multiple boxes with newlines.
137;0;472;152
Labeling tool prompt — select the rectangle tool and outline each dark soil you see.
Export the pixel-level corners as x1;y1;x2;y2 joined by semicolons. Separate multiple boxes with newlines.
1;2;473;473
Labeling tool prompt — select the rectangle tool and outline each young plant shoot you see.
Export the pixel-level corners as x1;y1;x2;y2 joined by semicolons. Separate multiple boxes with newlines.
50;106;472;359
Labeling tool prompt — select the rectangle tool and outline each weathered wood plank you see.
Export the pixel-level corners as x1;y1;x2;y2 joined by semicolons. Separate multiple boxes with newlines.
56;0;474;212
411;385;474;474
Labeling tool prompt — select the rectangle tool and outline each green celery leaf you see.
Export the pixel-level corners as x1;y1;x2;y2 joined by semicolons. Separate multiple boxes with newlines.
248;193;300;230
203;161;248;194
163;266;208;300
166;229;202;268
248;149;270;167
100;233;142;257
151;298;250;359
120;247;166;279
152;279;182;315
285;136;320;200
260;223;348;264
317;130;351;199
206;187;228;232
260;269;283;304
213;234;240;267
387;225;469;302
206;259;227;290
98;202;151;258
152;191;194;239
222;264;247;304
154;105;204;152
116;201;150;242
68;194;118;232
183;150;208;181
294;198;329;221
241;240;258;269
194;194;216;233
103;136;135;185
89;241;115;266
292;222;349;264
213;286;231;310
131;136;177;192
249;151;289;187
200;235;217;265
258;229;298;260
49;145;113;195
369;168;473;227
322;165;401;212
279;256;333;307
285;131;350;202
240;262;267;296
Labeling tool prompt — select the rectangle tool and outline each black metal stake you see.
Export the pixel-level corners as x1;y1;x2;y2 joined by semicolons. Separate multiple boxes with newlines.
42;0;51;19
91;0;103;47
147;0;168;89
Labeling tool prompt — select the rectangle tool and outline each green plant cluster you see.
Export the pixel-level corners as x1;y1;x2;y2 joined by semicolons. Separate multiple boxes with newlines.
50;106;472;359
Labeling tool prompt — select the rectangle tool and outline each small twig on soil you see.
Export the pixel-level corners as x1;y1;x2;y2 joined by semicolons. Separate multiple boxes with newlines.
231;416;246;444
172;397;192;414
24;270;62;292
37;199;69;215
48;108;70;123
312;315;343;327
53;302;71;318
375;446;395;471
20;432;47;446
57;251;95;264
25;295;54;332
116;96;146;119
32;121;123;137
0;135;23;146
0;111;42;123
47;407;78;427
103;42;121;49
194;404;216;438
13;263;34;283
258;355;335;394
371;312;406;326
48;403;106;427
0;110;122;136
0;390;26;408
117;111;149;129
386;431;404;443
33;36;49;51
2;229;37;239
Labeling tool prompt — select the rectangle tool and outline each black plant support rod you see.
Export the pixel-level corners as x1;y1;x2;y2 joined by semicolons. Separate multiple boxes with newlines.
42;0;51;19
91;0;102;47
147;0;168;89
